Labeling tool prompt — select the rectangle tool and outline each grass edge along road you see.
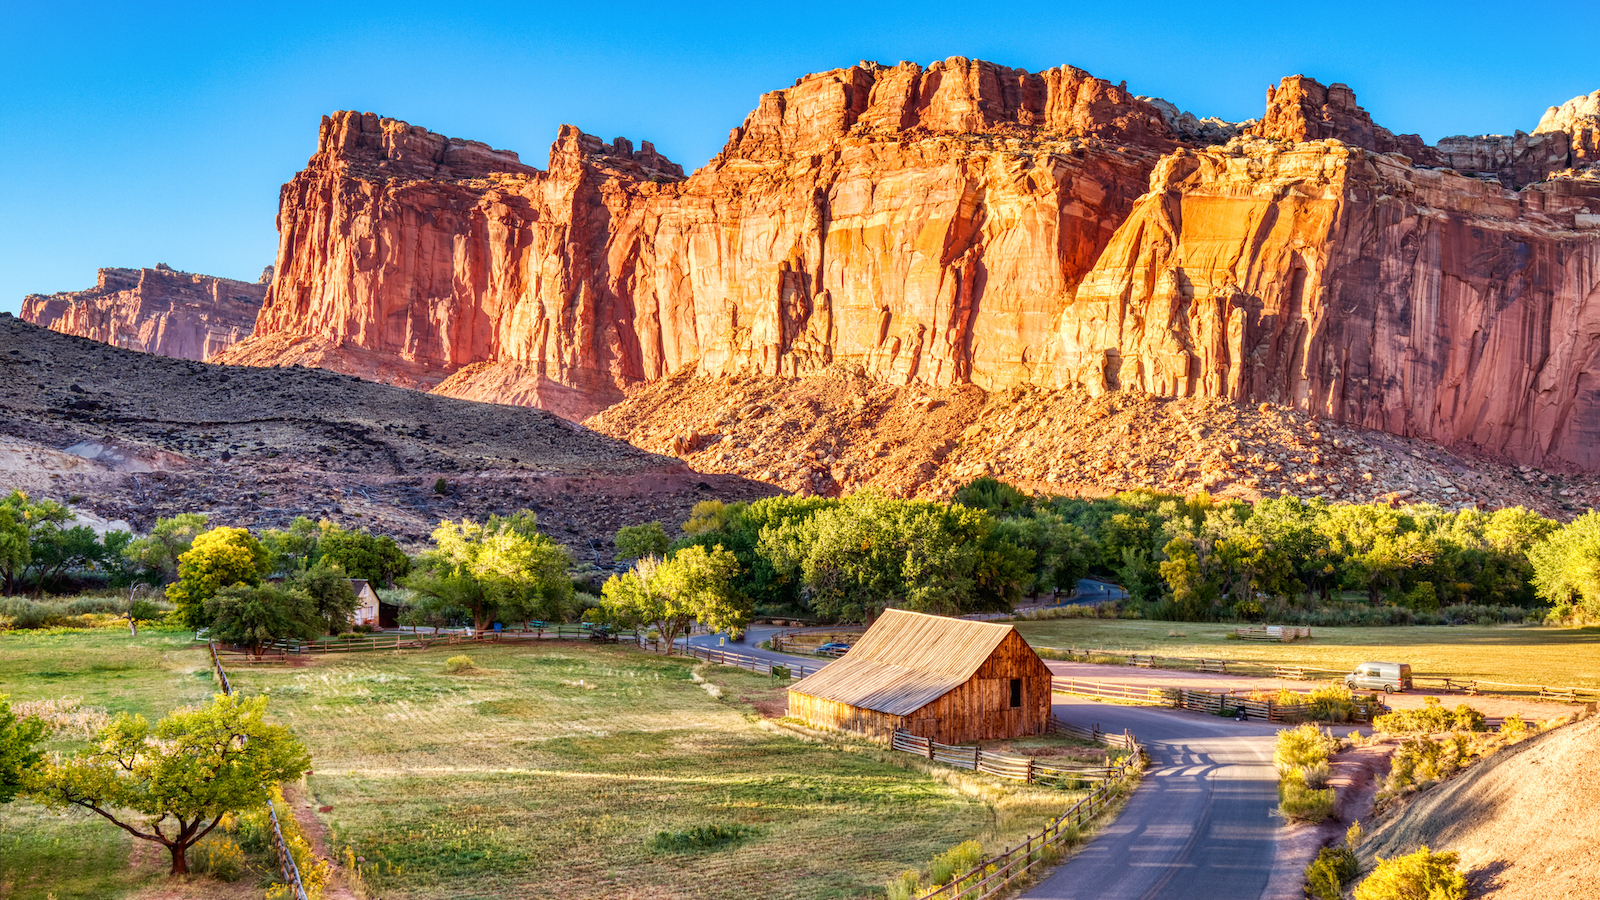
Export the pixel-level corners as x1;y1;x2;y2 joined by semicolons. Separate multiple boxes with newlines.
1011;619;1600;691
2;629;1109;900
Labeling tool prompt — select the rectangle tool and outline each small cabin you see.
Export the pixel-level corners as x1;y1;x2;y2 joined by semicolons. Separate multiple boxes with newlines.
350;579;382;628
787;609;1052;744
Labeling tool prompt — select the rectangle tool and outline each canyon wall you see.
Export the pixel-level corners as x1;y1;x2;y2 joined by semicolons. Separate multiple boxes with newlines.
221;62;1600;469
21;264;268;361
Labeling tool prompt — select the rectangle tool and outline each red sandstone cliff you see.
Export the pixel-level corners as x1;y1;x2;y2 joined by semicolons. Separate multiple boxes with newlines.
219;62;1600;469
21;264;267;361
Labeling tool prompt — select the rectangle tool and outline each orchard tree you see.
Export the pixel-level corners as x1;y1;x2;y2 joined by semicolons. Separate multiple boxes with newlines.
166;527;270;628
1;694;45;804
26;693;310;875
407;512;573;632
205;583;324;656
293;563;359;635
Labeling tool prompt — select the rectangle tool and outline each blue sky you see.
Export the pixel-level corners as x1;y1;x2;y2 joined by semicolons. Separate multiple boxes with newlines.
1;1;1592;314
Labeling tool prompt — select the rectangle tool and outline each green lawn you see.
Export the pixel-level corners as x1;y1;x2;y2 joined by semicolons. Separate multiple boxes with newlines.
1013;619;1600;688
1;629;1092;900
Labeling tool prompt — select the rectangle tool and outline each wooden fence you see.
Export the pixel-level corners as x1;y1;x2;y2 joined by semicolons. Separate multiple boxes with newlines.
1035;646;1600;704
904;723;1145;900
1051;677;1383;723
768;626;864;656
202;625;644;661
1232;625;1313;642
890;730;1122;785
206;642;309;900
682;645;826;679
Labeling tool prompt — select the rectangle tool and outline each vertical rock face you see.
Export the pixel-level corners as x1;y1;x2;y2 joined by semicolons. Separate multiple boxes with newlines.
1434;89;1600;188
20;265;266;361
220;61;1600;470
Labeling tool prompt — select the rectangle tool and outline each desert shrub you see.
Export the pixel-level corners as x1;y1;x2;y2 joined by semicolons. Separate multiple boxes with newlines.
444;655;474;674
1308;684;1356;723
1500;714;1527;738
191;835;249;881
885;869;922;900
1279;769;1336;823
1353;846;1467;900
1301;761;1332;790
928;840;986;886
1275;724;1340;774
1305;843;1360;900
1374;697;1487;735
647;823;757;854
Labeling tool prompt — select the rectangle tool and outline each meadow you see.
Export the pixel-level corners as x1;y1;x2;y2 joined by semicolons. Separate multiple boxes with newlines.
0;629;1093;900
1012;618;1600;688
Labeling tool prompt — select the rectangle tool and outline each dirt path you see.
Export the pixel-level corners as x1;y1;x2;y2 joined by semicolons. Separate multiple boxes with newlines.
283;783;359;900
1045;661;1578;721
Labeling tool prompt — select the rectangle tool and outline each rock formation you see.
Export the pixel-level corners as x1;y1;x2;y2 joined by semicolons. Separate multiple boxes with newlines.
21;264;266;361
220;61;1600;471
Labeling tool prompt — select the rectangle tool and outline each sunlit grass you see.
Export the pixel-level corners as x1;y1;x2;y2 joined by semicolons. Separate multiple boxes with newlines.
1013;619;1600;687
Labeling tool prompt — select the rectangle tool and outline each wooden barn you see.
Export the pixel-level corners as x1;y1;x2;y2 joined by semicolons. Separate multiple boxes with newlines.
787;609;1052;744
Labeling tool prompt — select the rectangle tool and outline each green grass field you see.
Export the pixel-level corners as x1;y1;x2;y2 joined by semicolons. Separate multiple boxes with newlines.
1;629;1093;900
1013;619;1600;688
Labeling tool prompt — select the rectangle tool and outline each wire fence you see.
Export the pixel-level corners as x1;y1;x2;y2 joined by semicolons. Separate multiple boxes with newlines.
206;641;310;900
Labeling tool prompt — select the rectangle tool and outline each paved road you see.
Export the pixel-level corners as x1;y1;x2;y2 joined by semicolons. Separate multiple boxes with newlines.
1023;699;1282;900
680;625;835;671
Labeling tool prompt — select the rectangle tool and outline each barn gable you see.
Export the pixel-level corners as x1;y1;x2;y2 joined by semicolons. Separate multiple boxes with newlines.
787;610;1052;744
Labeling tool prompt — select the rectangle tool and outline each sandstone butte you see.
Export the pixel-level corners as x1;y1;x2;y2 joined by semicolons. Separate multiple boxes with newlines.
200;59;1599;470
22;264;269;362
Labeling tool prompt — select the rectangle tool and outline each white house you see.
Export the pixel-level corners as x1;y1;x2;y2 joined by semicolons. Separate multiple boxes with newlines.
350;579;382;627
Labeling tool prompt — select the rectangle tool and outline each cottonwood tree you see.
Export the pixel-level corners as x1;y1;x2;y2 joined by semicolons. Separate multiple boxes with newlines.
293;563;359;634
613;521;670;562
26;693;310;875
407;512;573;632
166;527;270;628
122;513;209;584
0;491;71;596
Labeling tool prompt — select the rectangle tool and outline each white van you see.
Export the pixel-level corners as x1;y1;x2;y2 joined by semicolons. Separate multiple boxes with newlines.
1345;662;1413;693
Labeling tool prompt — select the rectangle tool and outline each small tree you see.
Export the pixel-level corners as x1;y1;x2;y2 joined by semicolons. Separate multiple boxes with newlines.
26;693;311;875
293;563;360;635
205;583;323;657
0;491;71;596
407;512;573;632
601;546;747;650
0;694;46;804
614;521;670;562
166;527;269;628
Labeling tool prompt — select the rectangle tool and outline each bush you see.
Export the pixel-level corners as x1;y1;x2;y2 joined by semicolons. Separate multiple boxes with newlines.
1308;684;1356;723
191;835;249;881
1301;761;1332;790
1305;843;1359;900
1275;724;1340;774
1500;714;1527;738
1279;769;1336;823
1374;697;1487;735
885;869;921;900
928;840;986;886
647;823;757;854
1353;846;1467;900
444;655;474;674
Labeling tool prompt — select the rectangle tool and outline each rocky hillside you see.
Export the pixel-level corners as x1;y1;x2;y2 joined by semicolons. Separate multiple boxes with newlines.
0;316;774;559
210;60;1600;473
21;263;268;361
1360;714;1600;900
586;369;1593;515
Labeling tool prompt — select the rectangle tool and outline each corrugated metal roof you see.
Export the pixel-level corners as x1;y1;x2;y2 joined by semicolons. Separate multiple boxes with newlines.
788;609;1017;716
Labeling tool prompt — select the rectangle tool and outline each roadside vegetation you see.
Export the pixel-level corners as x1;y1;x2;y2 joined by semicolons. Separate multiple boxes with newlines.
1274;724;1341;823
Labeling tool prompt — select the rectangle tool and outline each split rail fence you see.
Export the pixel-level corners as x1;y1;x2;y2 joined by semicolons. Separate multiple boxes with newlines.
206;641;310;900
202;625;644;662
1036;646;1600;705
681;645;826;679
901;722;1145;900
1050;676;1383;723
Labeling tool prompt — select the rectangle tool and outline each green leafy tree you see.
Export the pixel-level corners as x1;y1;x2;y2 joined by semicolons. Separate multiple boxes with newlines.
261;516;323;576
673;496;839;616
25;693;311;875
122;513;210;584
0;491;71;596
25;523;103;598
407;512;573;631
318;524;410;587
166;527;270;629
600;545;747;648
1529;510;1600;619
1;694;46;804
954;477;1036;518
289;563;359;636
205;583;324;656
614;522;671;562
1321;505;1438;604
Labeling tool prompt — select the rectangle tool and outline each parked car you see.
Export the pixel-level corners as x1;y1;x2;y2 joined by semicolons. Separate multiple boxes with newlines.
1346;661;1413;693
816;642;851;657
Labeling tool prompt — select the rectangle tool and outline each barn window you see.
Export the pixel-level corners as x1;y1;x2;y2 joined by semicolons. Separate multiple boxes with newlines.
1010;678;1022;708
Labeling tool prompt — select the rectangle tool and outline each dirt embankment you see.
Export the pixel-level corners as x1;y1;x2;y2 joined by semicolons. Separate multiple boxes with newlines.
1359;715;1600;899
0;316;777;561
